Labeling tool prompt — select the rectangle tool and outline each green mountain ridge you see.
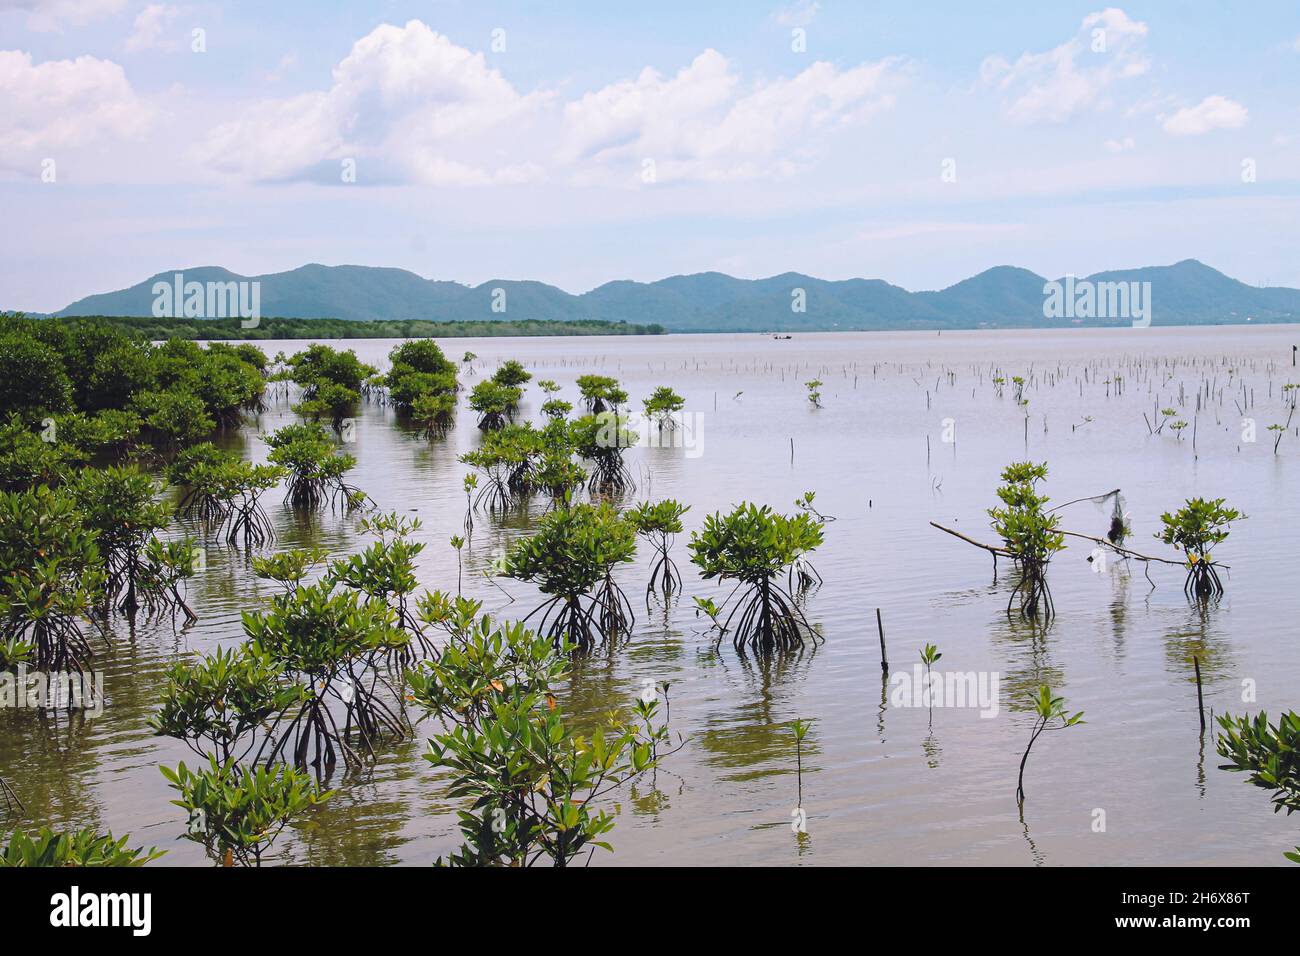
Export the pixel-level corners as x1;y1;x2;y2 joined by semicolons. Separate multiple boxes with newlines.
53;259;1300;331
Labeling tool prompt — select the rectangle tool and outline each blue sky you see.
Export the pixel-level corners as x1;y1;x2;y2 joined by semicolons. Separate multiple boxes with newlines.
2;1;1299;311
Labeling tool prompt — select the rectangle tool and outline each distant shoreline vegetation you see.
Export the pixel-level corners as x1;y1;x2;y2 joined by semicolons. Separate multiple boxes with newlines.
24;315;667;340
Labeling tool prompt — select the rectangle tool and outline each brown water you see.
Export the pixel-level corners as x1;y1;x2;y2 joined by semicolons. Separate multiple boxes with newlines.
4;326;1299;866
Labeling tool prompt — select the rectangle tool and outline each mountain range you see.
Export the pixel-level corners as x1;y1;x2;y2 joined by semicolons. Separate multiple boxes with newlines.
54;259;1300;332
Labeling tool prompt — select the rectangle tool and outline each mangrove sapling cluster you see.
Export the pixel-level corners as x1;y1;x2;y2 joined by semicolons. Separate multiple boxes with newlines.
137;537;201;625
265;422;364;512
502;503;638;650
628;499;689;603
404;605;669;866
384;339;459;435
1156;497;1244;598
1215;710;1300;862
169;443;284;545
688;503;825;653
1016;685;1084;804
988;462;1066;621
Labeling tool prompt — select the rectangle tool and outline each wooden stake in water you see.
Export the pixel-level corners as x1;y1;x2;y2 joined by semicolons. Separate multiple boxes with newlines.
876;608;888;674
1194;656;1206;733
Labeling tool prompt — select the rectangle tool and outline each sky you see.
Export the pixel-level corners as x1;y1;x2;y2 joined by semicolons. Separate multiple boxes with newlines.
2;0;1299;311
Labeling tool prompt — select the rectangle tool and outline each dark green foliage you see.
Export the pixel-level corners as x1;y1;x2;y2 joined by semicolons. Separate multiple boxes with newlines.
688;503;823;652
502;503;637;650
0;827;163;867
405;607;666;866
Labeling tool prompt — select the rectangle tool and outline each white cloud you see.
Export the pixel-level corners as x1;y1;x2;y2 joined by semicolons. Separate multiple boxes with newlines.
1104;136;1135;152
0;48;151;170
125;3;179;53
2;0;126;32
199;20;546;184
980;7;1149;123
199;20;901;186
1161;95;1247;135
560;49;901;183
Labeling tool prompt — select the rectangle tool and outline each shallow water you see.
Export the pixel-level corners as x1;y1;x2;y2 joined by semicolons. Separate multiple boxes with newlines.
5;325;1300;866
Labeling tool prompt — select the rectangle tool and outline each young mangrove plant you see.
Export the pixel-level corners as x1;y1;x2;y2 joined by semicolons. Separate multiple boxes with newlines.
491;359;531;390
642;386;685;431
0;486;105;675
688;503;824;653
576;374;622;413
628;499;689;603
251;546;329;594
162;757;331;867
243;582;410;771
1215;710;1300;862
265;422;363;512
1156;497;1244;599
467;380;521;431
1016;685;1084;804
805;379;823;408
405;610;666;866
327;511;430;661
571;412;636;495
69;465;170;618
988;462;1065;621
791;718;813;827
152;644;307;764
501;502;637;651
138;537;201;625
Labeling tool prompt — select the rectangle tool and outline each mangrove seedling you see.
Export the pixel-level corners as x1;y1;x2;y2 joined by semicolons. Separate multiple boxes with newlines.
251;547;329;594
792;718;813;814
501;503;637;650
1016;685;1084;803
576;374;622;413
162;757;331;867
628;499;689;603
805;379;823;408
1155;497;1244;598
1215;710;1300;862
988;461;1066;620
491;359;531;389
642;386;685;431
688;503;824;653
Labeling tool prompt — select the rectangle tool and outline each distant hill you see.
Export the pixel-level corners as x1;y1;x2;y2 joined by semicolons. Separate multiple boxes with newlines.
55;259;1300;331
